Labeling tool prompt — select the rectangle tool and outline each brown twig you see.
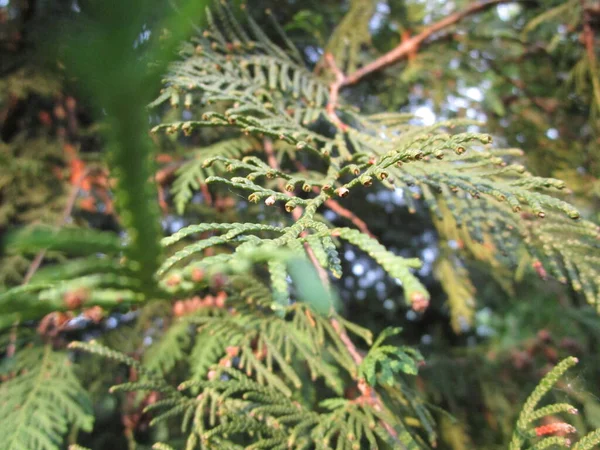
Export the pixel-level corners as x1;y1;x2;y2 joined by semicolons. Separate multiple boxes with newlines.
325;0;522;117
324;198;375;238
324;53;349;132
16;169;90;346
330;318;399;440
154;160;184;186
322;0;523;154
155;160;185;214
582;0;600;112
342;0;519;86
6;322;18;358
21;168;90;285
331;318;363;365
263;138;282;178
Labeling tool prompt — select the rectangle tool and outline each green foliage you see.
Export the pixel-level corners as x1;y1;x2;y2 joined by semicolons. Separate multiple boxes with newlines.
71;312;434;449
0;137;67;229
324;0;376;73
171;137;259;214
572;429;600;450
148;1;599;316
62;0;177;290
359;327;423;386
0;226;142;327
1;0;599;449
434;253;476;333
143;320;192;375
0;345;94;450
509;357;600;450
523;0;600;122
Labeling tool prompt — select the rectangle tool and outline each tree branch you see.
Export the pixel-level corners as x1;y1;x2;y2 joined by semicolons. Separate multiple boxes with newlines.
263;139;331;287
293;160;375;237
325;0;522;131
330;318;399;440
581;0;600;112
342;0;518;87
330;318;364;366
324;198;375;238
263;142;399;441
324;53;349;132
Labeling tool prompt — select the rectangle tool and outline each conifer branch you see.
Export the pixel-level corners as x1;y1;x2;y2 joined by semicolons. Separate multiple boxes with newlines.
4;3;599;446
330;319;400;441
263;138;331;287
341;0;520;87
293;159;375;237
0;346;94;449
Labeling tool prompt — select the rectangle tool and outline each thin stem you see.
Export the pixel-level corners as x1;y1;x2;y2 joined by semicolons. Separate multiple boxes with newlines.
330;318;363;365
324;198;375;238
324;53;349;132
21;168;90;285
155;159;185;214
330;318;399;440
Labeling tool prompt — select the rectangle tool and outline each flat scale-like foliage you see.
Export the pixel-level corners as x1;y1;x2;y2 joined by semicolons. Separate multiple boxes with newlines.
0;346;93;450
1;1;599;449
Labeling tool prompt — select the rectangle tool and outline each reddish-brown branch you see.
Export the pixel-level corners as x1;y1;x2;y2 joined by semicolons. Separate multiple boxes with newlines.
582;0;600;111
263;138;281;175
22;169;91;341
199;183;213;207
324;0;521;137
331;318;363;365
330;318;399;440
324;53;349;132
155;160;184;214
342;0;518;87
154;160;183;186
6;323;18;358
324;198;375;238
